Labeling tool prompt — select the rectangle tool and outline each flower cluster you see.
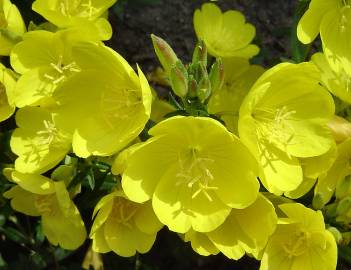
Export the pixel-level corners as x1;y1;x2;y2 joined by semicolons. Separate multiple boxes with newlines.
1;1;351;270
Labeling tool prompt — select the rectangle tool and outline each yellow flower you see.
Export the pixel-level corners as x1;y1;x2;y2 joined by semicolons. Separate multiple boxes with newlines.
298;0;351;73
0;0;26;56
312;52;351;104
238;62;335;195
11;27;109;108
32;0;116;29
120;116;259;233
53;42;152;158
3;170;86;250
315;138;351;205
260;203;337;270
0;64;16;122
185;194;277;260
193;3;259;58
90;191;163;257
208;57;264;134
10;106;71;174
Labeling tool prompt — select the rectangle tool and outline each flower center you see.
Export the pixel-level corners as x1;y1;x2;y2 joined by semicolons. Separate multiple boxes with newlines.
252;105;296;153
58;0;99;19
44;55;80;86
36;119;68;147
35;194;56;216
111;198;138;228
283;230;310;258
100;86;142;127
176;147;217;201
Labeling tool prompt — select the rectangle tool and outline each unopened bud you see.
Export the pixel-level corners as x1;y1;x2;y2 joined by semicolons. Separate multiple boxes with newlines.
151;34;178;74
192;39;207;67
209;58;224;93
188;75;198;98
337;196;351;215
328;227;343;244
328;115;351;143
312;192;325;210
197;64;211;102
170;61;188;98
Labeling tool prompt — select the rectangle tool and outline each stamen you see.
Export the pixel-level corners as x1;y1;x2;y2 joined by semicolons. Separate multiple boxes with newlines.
176;148;216;201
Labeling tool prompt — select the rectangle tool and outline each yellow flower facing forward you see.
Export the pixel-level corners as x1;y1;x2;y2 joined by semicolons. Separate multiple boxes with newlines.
10;106;71;174
10;27;111;108
208;57;264;134
260;203;337;270
0;0;26;56
32;0;116;28
53;42;152;158
0;64;16;122
193;3;259;59
3;170;86;250
119;116;259;234
315;138;351;206
185;194;277;260
90;191;163;257
238;62;335;195
312;52;351;104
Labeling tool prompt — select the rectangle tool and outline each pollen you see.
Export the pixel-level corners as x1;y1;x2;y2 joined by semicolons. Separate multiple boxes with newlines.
44;55;80;85
252;105;297;155
283;230;311;258
36;119;67;147
176;147;217;201
35;194;56;215
100;86;142;127
111;197;138;229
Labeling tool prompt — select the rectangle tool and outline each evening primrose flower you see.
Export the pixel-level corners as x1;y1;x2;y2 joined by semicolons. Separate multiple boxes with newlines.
260;203;337;270
3;170;86;250
315;138;351;205
185;194;277;260
298;0;351;70
120;116;259;233
32;0;116;29
208;57;264;134
193;3;259;58
238;62;335;195
53;42;152;158
90;191;163;257
10;27;109;108
10;106;71;174
0;64;16;122
312;52;351;104
0;0;26;56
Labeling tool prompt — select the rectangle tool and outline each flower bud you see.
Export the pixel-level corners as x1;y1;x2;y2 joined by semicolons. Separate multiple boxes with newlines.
192;39;207;67
337;196;351;216
328;227;343;244
151;34;178;74
188;75;198;98
327;115;351;143
197;64;211;102
209;58;224;94
170;61;188;98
